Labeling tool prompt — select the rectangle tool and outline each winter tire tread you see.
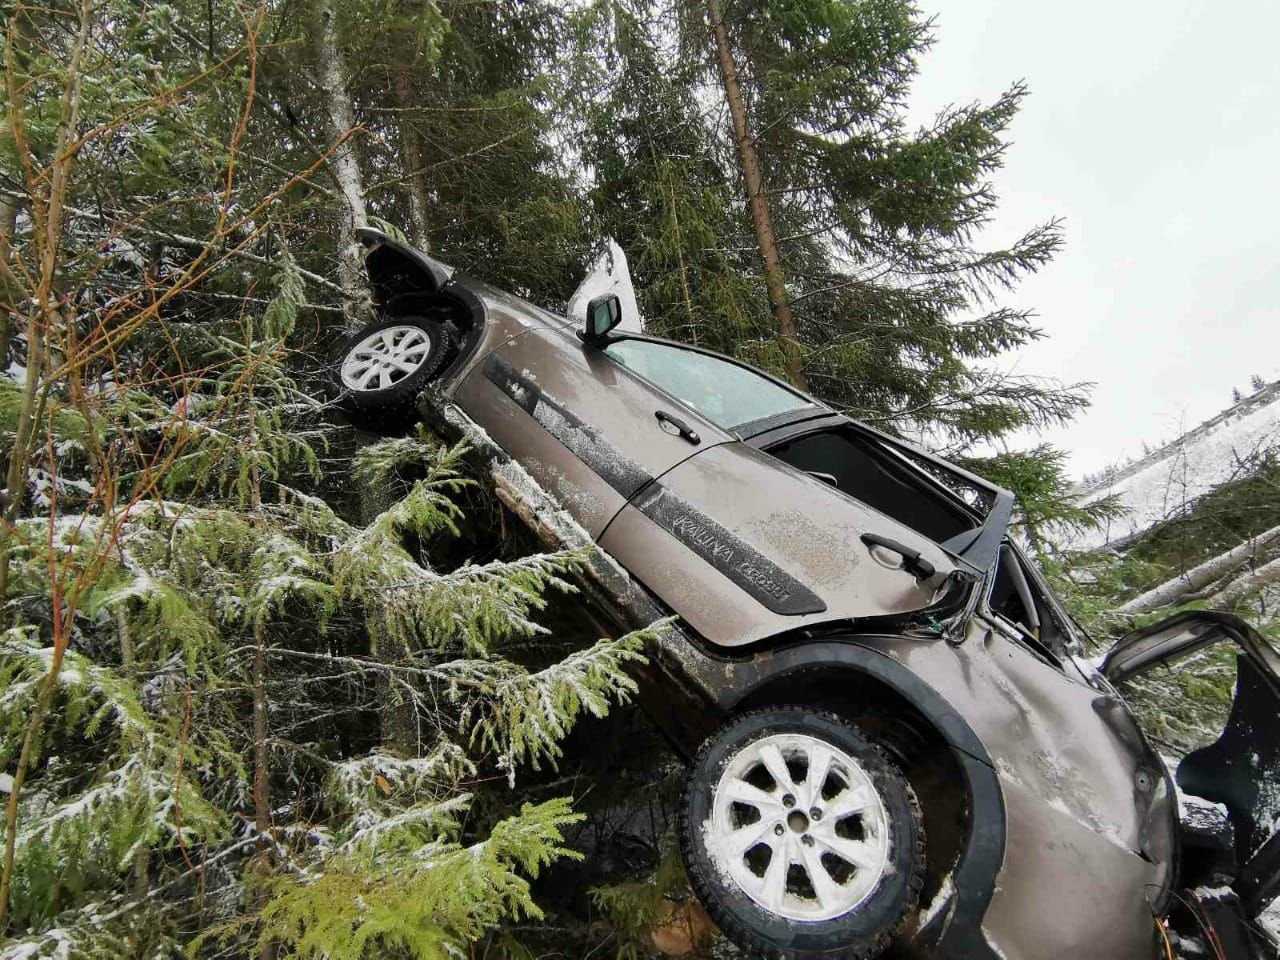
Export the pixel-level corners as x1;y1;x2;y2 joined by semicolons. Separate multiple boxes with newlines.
679;705;925;960
332;316;454;427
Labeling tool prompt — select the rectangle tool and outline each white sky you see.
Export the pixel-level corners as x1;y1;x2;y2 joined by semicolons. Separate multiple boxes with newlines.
906;0;1280;476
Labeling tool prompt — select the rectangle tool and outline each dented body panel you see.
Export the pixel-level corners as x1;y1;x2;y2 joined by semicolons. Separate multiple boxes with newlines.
644;626;1173;959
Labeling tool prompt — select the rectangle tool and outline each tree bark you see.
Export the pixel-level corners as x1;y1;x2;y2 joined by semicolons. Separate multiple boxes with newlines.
307;0;371;332
704;0;806;389
252;623;270;838
0;193;17;365
355;477;418;756
391;66;430;250
1116;523;1280;615
245;405;272;850
1206;555;1280;612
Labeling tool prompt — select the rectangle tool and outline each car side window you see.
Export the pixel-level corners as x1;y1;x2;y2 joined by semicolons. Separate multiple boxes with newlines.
602;339;813;431
766;428;976;543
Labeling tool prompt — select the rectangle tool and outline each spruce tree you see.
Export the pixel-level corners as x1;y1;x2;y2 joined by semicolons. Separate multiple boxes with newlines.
653;0;1085;446
577;0;766;346
0;4;652;955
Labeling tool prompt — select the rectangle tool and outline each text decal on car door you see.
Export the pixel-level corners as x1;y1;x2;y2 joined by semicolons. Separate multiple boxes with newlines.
634;485;826;616
485;354;825;616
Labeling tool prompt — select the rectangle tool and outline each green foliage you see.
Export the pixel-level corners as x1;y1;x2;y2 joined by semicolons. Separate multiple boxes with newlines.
1127;444;1280;575
252;798;582;960
0;628;149;765
579;1;766;347
463;629;649;771
1114;644;1240;758
583;0;1080;448
964;444;1124;555
1;0;1104;955
0;630;226;928
591;851;692;960
0;382;99;451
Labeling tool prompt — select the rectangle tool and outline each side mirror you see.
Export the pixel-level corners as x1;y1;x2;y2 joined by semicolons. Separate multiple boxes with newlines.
581;293;622;344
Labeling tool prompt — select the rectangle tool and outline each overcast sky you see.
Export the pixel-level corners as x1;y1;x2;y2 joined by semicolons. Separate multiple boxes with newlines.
905;0;1280;476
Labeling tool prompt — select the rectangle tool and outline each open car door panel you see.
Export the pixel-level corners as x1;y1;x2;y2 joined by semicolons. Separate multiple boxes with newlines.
1102;611;1280;916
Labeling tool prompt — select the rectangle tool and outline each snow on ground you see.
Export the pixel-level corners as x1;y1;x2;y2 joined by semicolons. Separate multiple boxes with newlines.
1066;382;1280;551
1263;899;1280;945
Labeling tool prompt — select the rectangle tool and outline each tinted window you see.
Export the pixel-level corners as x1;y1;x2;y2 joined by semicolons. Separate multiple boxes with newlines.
603;339;813;430
768;429;975;542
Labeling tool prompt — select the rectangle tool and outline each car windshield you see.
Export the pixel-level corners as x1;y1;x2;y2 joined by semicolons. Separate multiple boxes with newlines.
603;338;813;430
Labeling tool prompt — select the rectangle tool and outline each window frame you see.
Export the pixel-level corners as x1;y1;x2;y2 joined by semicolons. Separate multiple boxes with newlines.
747;414;1014;573
762;425;981;545
979;538;1091;669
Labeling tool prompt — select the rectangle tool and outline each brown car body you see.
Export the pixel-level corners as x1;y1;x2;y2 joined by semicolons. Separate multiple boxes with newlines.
352;229;1280;959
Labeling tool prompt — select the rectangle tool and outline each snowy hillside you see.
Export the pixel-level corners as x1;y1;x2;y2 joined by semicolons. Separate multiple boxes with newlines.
1067;381;1280;552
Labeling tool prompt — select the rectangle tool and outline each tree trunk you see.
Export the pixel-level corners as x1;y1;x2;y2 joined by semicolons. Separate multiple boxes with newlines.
252;622;270;839
246;406;272;847
376;629;419;756
392;66;430;250
247;407;274;960
1206;555;1280;612
704;0;806;389
1116;523;1280;615
355;477;418;756
0;0;88;614
308;0;371;332
0;193;17;365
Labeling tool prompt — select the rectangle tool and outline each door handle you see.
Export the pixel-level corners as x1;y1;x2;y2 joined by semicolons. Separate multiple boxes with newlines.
860;533;936;580
655;410;700;445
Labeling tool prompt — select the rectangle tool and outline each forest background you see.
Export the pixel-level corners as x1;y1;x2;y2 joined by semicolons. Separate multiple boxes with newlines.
2;0;1277;957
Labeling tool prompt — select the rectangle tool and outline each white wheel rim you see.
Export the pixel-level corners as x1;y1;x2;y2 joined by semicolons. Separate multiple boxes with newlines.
340;325;433;391
706;732;891;922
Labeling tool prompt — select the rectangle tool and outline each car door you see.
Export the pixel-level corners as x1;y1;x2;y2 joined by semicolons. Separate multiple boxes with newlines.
589;342;975;647
1101;611;1280;918
452;327;734;538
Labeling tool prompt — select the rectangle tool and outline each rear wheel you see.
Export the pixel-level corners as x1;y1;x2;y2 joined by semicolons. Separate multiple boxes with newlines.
334;316;453;422
680;707;924;960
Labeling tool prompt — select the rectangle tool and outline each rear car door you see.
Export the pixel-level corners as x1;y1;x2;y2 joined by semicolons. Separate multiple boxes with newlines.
452;328;744;538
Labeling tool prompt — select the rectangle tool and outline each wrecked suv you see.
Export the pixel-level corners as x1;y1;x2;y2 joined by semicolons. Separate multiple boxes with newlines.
335;228;1280;960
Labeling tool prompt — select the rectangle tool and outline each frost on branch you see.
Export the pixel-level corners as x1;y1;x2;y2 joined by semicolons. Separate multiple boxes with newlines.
248;797;584;960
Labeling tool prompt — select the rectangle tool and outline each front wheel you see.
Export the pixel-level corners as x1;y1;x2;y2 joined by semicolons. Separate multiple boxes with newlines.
680;707;924;960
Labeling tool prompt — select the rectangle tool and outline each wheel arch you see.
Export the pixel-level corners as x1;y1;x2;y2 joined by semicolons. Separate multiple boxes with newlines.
663;634;1006;958
356;228;489;386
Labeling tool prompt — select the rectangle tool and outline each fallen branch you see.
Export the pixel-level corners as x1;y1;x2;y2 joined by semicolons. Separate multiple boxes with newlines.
1116;523;1280;616
1205;555;1280;612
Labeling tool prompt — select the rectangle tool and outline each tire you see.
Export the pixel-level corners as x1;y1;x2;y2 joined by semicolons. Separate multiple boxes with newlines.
332;316;454;423
680;707;924;960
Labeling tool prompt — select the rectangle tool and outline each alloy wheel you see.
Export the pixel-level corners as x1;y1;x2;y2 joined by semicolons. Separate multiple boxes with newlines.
340;324;434;391
707;732;892;922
